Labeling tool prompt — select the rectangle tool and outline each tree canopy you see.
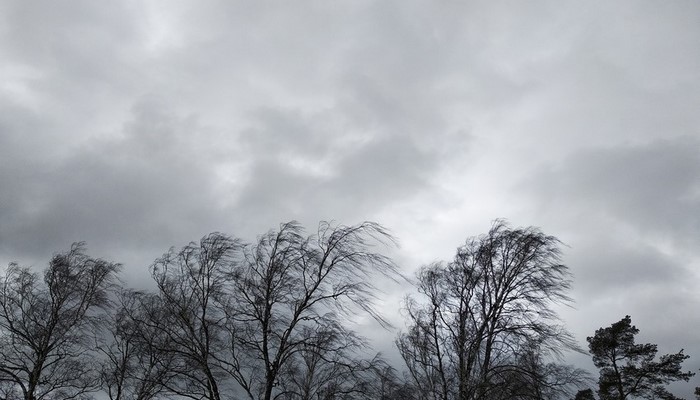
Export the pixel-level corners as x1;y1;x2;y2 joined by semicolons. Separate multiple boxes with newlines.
0;244;120;400
587;315;694;400
396;220;588;400
1;221;697;400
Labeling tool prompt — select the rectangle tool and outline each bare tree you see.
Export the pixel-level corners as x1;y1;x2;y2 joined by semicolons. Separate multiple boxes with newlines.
147;233;240;400
573;389;596;400
221;221;399;400
0;244;120;400
276;320;399;400
396;269;453;400
487;339;590;400
397;221;581;400
98;290;176;400
93;221;398;400
372;364;418;400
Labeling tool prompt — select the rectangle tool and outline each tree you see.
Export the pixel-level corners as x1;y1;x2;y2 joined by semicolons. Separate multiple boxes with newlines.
587;316;694;400
574;389;596;400
275;321;382;399
148;233;240;400
397;220;583;400
490;339;590;400
222;221;399;400
141;221;399;400
372;364;418;400
0;243;120;400
98;290;176;400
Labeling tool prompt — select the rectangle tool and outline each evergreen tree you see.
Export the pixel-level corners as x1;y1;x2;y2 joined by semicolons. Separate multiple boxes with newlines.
587;316;694;400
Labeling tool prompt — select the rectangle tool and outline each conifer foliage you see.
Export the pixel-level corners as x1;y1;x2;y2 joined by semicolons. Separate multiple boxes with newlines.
587;316;694;400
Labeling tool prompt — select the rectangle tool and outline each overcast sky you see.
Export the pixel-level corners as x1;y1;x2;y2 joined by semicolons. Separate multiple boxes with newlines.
2;0;699;395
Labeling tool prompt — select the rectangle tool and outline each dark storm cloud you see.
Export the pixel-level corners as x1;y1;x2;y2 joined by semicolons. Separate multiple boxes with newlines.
0;1;146;115
0;97;228;273
569;237;690;297
0;0;477;270
524;138;700;318
0;1;443;265
534;137;700;245
525;137;700;394
232;103;462;231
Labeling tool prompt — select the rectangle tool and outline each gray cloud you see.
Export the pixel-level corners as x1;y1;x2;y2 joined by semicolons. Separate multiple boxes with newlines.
232;103;465;233
0;97;227;274
523;137;700;397
532;137;700;247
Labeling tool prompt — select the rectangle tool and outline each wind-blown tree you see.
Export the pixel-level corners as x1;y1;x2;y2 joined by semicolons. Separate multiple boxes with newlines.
98;290;177;400
397;221;582;400
221;221;399;400
587;315;694;400
574;389;596;400
140;221;399;400
490;339;590;400
0;244;120;400
372;364;418;400
148;233;240;400
276;321;379;399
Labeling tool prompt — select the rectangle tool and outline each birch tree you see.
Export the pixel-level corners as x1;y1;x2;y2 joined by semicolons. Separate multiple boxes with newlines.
397;221;581;400
0;244;120;400
222;221;399;400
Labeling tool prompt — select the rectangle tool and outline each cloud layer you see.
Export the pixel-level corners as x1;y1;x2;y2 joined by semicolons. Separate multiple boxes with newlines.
1;0;699;395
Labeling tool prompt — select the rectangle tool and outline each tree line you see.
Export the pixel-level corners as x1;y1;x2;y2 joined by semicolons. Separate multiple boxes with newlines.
0;220;696;400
